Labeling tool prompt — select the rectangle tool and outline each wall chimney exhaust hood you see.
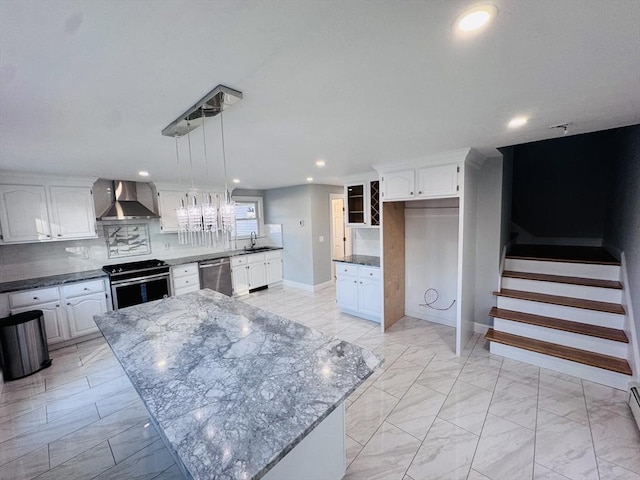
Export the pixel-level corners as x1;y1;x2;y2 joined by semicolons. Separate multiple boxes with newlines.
98;180;159;220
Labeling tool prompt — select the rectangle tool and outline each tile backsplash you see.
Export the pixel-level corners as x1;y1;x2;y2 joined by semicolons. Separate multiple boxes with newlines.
0;219;269;282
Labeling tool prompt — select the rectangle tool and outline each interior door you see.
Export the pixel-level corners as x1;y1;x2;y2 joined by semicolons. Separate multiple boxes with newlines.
331;197;346;278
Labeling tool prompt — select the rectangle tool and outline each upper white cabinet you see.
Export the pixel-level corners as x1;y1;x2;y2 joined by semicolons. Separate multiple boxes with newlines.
157;189;184;233
0;184;52;242
0;173;97;244
48;186;97;239
344;173;380;228
380;163;459;201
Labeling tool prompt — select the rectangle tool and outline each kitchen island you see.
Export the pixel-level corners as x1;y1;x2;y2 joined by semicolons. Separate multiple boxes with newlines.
93;289;382;480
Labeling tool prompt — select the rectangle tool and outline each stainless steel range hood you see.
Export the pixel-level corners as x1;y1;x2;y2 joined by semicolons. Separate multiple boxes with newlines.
98;181;159;220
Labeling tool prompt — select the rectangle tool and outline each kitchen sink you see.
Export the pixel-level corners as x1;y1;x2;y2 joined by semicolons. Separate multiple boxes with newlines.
243;246;274;253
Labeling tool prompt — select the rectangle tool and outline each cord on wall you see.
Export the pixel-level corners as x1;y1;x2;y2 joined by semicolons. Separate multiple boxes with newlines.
419;288;456;311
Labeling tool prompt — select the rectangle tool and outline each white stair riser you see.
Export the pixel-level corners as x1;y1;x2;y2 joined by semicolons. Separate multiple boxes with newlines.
501;277;622;303
505;259;620;281
496;296;624;329
489;342;630;391
493;318;628;358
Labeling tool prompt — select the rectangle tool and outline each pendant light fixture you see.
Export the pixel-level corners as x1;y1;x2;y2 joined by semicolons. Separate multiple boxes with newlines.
163;85;242;249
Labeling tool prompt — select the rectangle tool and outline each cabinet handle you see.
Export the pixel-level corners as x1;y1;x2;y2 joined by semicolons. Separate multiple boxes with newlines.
185;281;189;284
46;235;51;238
360;281;363;284
418;191;422;194
369;273;373;276
57;234;62;237
353;280;357;283
344;269;347;272
83;287;89;291
410;191;414;195
67;302;71;306
56;304;60;307
33;296;38;300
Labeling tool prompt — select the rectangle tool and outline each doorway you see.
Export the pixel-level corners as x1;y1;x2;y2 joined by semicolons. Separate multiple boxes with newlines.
330;194;350;278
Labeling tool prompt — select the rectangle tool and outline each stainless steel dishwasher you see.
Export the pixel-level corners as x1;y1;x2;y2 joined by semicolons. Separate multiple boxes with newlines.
199;257;233;296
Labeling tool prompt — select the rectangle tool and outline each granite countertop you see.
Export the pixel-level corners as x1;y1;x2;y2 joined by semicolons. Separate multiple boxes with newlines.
333;254;380;267
0;270;108;294
94;289;382;480
0;247;283;294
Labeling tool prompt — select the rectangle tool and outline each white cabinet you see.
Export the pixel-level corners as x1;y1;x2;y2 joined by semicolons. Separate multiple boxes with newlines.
380;163;459;201
48;186;97;239
65;293;106;337
344;176;380;228
0;184;51;242
9;279;110;345
12;301;66;345
157;190;184;233
0;181;97;244
171;263;201;296
335;263;381;322
232;250;283;296
266;250;283;284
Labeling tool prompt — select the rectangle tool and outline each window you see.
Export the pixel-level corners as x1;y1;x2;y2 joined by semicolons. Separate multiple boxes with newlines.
233;196;264;238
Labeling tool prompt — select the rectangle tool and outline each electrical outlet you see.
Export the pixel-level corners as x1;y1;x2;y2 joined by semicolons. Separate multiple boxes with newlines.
299;220;304;227
319;236;324;243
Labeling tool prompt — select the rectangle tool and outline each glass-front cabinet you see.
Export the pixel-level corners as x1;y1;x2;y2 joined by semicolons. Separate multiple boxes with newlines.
345;178;380;227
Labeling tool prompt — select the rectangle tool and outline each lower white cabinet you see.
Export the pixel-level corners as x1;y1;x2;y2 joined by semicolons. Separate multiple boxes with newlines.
232;250;283;296
9;278;110;345
170;263;201;296
335;263;381;322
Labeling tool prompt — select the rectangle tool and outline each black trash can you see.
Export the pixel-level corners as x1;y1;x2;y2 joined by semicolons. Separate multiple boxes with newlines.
0;310;52;381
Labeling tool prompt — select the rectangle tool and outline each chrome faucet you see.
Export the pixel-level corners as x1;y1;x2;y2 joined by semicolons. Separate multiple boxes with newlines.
250;231;257;248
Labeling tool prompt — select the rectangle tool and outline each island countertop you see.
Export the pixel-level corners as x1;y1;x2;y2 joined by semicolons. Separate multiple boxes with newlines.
93;289;382;480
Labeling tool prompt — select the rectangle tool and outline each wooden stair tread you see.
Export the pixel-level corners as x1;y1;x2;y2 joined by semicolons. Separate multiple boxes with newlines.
489;307;629;343
506;245;620;265
485;329;632;375
502;271;623;290
493;289;625;315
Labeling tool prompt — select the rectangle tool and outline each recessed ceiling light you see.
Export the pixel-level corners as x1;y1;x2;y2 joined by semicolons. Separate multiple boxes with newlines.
508;116;528;129
306;177;314;182
138;170;149;177
315;159;326;167
232;178;240;184
456;5;497;32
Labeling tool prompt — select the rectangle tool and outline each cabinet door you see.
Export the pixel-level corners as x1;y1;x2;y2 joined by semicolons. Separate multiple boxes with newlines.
66;293;106;338
0;184;51;242
248;261;267;289
336;275;358;311
48;186;97;239
380;170;415;201
157;190;184;233
232;266;250;296
358;278;381;319
266;258;283;284
369;180;380;226
12;301;66;345
345;183;367;226
417;164;459;198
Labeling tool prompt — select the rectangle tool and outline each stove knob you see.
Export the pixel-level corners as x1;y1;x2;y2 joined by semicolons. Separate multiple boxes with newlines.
118;268;123;272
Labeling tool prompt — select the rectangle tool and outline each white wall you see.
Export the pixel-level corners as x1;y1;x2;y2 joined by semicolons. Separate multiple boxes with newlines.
310;185;346;285
351;229;380;256
404;202;459;327
474;156;504;327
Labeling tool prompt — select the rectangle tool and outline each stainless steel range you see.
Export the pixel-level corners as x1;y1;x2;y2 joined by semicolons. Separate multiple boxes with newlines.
103;259;170;309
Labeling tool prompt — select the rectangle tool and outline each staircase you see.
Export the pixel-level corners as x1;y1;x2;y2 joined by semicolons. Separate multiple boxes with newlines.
486;246;632;390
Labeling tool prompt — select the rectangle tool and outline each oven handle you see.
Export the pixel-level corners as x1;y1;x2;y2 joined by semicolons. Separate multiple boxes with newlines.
111;272;170;288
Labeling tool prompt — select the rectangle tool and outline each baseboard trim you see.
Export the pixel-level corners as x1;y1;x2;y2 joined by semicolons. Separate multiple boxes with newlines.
282;279;335;292
404;308;455;328
474;322;490;334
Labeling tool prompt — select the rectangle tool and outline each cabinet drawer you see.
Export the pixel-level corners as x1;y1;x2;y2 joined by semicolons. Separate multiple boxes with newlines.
248;253;266;263
231;256;247;267
335;263;358;277
173;275;200;291
62;279;106;298
359;266;381;280
265;250;282;260
171;263;199;278
10;287;60;308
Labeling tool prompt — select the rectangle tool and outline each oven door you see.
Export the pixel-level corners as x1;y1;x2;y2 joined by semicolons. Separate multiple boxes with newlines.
111;272;170;309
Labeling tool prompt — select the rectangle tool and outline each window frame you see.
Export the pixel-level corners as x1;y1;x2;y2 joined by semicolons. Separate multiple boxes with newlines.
232;196;265;239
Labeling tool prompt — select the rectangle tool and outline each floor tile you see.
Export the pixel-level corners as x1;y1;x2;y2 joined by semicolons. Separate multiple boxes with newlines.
108;420;161;464
346;435;363;467
534;463;572;479
471;413;535;480
373;359;424;398
415;356;463;395
93;438;174;479
153;463;185;479
437;380;492;435
36;441;115;480
0;444;49;480
535;409;598;480
406;417;478;480
588;405;640;473
345;421;420;480
345;386;399;445
387;383;446;440
597;456;640;480
538;374;589;425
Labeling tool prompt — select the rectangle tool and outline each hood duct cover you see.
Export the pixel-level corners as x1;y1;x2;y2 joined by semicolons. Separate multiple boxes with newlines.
98;181;159;220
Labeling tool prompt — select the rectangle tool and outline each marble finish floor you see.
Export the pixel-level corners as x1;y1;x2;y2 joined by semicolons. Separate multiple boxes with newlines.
1;284;639;480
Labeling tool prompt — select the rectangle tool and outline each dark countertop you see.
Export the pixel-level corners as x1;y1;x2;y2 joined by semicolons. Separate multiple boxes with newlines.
0;270;108;294
0;247;284;294
94;289;383;480
333;254;380;267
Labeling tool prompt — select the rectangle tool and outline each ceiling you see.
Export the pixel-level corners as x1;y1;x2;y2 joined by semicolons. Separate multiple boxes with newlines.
1;0;638;190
